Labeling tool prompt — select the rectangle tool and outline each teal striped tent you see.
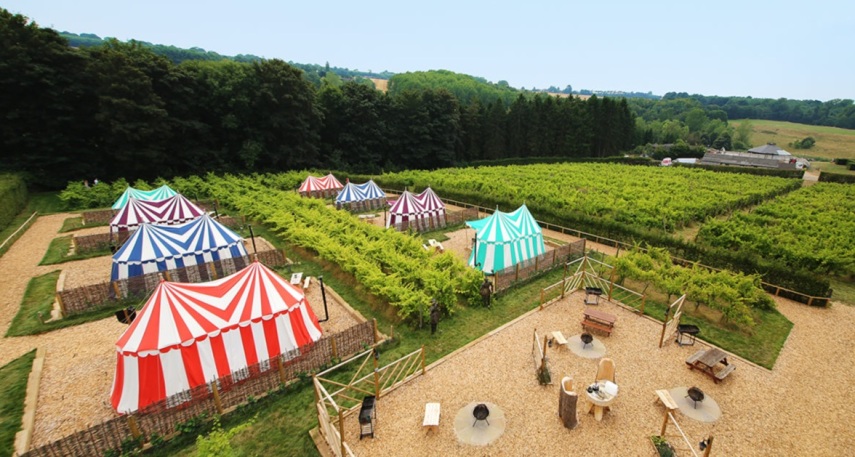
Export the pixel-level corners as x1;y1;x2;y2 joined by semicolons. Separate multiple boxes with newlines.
112;185;178;210
466;204;545;274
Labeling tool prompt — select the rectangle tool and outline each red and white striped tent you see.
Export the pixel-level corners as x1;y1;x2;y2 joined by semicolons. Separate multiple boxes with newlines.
110;194;205;233
386;187;447;232
110;261;323;413
298;173;344;198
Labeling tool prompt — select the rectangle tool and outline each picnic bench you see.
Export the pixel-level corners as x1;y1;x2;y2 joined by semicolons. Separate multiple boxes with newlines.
551;331;568;347
423;403;441;433
686;348;735;383
428;239;445;253
655;389;678;411
290;272;303;286
582;308;616;336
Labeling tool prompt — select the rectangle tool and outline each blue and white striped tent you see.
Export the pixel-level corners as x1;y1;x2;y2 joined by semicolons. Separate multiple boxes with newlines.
112;185;178;210
335;180;386;206
111;214;248;281
466;204;545;274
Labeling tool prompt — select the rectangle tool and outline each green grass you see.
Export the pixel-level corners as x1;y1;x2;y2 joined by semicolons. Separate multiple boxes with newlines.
0;350;36;457
27;192;65;214
621;279;793;369
58;216;85;233
5;271;142;337
829;278;855;306
731;119;855;162
38;235;112;265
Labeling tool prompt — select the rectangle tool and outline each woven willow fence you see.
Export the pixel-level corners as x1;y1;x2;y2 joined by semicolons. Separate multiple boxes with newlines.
57;249;288;316
493;239;586;292
20;320;377;457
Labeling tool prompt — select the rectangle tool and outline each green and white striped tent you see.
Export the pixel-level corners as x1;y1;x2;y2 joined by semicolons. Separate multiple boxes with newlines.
112;185;178;210
466;204;545;274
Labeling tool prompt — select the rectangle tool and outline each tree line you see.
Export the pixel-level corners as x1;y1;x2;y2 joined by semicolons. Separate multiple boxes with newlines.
1;10;635;189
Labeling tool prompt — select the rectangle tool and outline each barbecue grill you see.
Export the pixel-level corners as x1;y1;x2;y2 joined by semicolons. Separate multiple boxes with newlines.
584;287;603;305
359;395;376;439
580;333;594;349
472;403;490;426
676;324;700;346
686;387;704;409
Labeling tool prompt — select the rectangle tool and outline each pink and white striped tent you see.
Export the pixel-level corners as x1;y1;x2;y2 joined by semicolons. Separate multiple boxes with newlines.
386;187;447;232
298;173;344;198
110;261;322;413
110;194;205;233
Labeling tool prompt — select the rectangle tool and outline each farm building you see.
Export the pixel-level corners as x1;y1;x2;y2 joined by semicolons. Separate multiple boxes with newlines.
698;144;809;169
110;261;323;413
110;214;248;281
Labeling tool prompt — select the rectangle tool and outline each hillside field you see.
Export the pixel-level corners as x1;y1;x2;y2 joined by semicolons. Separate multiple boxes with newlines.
731;119;855;162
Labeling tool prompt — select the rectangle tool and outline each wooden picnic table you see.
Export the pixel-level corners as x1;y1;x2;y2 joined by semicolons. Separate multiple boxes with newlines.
582;308;616;336
686;348;735;383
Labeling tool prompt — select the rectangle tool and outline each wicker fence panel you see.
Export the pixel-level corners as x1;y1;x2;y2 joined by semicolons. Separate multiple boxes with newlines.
21;321;375;457
81;210;114;225
492;240;586;292
445;207;479;225
59;250;288;316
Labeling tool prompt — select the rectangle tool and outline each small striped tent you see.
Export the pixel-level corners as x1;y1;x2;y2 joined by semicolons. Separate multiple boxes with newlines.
112;185;178;210
466;204;545;274
111;214;248;282
298;173;343;198
386;187;447;232
335;180;387;211
110;261;323;413
110;194;205;233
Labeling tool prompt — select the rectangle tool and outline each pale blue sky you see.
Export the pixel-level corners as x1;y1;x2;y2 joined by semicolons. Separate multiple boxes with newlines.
5;0;854;101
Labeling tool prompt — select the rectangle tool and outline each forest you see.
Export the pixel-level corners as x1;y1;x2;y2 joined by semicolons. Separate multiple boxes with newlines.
1;10;635;189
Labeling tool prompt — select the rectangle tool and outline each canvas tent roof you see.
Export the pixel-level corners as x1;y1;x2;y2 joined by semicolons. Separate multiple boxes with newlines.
111;214;248;282
110;194;205;232
335;180;386;204
465;204;545;274
110;261;322;413
298;173;344;193
112;185;178;210
386;187;447;229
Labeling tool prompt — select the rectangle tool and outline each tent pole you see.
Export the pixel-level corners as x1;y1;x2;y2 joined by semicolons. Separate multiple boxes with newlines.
249;225;257;256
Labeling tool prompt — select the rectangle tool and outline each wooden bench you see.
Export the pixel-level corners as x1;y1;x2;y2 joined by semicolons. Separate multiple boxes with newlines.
302;276;311;289
714;363;736;382
581;318;613;336
423;403;441;432
551;331;568;347
685;349;706;367
655;389;678;411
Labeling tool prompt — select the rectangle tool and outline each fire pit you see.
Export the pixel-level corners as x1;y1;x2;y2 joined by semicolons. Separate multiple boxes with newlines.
677;324;700;346
472;403;490;426
580;333;594;349
686;387;705;409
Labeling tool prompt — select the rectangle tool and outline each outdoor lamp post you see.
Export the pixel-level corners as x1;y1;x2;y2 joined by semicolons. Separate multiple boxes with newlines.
318;275;329;322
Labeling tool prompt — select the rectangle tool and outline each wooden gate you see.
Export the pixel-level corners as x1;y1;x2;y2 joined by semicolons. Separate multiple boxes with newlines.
659;295;687;348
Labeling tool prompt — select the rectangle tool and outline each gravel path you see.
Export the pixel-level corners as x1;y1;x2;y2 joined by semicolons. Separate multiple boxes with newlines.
345;293;855;457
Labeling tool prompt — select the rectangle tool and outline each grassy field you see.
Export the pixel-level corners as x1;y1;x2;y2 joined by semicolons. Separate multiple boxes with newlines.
0;350;36;457
731;119;855;162
38;235;112;265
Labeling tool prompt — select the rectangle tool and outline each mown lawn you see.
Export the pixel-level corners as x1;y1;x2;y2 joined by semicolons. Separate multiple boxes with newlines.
0;350;36;457
39;235;112;265
731;119;855;162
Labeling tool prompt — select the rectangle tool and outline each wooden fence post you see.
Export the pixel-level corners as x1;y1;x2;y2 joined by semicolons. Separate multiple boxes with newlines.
330;336;338;359
703;436;714;457
211;381;223;414
535;256;539;272
372;318;379;343
111;281;122;299
338;411;346;457
561;278;567;299
55;292;66;315
127;416;142;440
421;345;426;374
277;356;286;385
660;409;670;436
608;268;616;301
640;294;646;314
540;289;545;309
208;262;218;280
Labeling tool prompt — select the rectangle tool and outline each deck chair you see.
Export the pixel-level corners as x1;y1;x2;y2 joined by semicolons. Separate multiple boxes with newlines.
594;357;616;383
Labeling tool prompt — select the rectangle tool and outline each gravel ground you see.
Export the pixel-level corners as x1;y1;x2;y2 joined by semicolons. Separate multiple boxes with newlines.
344;292;855;457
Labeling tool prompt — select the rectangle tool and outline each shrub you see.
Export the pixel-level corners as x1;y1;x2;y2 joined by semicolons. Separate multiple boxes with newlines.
0;174;28;231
